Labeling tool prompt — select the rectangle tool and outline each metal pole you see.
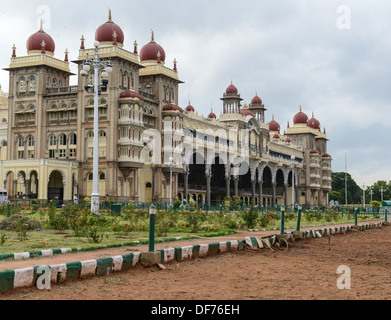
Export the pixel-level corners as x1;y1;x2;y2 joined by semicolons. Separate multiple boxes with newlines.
296;206;302;232
170;157;173;207
91;44;100;215
354;207;358;226
280;205;286;234
148;205;156;252
291;155;295;210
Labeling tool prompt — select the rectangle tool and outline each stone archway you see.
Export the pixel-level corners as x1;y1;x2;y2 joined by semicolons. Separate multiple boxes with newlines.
48;170;64;201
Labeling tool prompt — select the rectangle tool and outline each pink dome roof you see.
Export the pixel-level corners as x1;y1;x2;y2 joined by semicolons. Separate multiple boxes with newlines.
268;116;280;132
251;94;263;105
26;28;55;53
285;138;292;143
95;11;124;45
322;153;331;158
308;112;321;130
140;32;166;63
208;112;217;119
294;106;309;125
185;104;195;112
163;104;183;113
120;91;144;100
226;82;238;94
310;149;320;155
273;134;280;139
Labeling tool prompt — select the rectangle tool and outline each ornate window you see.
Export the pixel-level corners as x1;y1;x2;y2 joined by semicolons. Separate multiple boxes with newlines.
29;76;37;91
19;77;26;92
59;134;67;146
49;135;57;146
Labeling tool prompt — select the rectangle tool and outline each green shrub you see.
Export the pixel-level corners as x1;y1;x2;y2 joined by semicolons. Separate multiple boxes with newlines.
242;206;259;229
0;214;43;231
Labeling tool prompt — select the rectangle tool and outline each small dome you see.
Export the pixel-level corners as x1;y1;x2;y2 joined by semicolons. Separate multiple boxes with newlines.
208;112;217;119
226;82;238;95
163;104;183;113
308;112;321;130
273;134;280;140
240;104;255;117
120;91;144;100
140;31;166;63
185;104;195;112
285;138;292;143
268;116;280;132
26;26;55;54
322;153;331;158
251;94;263;105
95;10;125;45
310;149;320;155
294;106;309;125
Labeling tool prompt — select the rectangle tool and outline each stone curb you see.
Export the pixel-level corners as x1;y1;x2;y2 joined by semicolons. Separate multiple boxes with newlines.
0;221;385;294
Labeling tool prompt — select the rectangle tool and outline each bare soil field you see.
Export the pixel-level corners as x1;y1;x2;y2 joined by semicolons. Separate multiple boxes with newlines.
0;224;390;301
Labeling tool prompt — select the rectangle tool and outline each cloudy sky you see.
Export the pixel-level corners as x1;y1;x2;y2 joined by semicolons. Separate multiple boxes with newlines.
0;0;390;188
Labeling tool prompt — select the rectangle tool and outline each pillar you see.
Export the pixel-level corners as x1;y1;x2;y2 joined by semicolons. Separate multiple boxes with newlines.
233;176;239;197
225;176;231;198
272;182;276;206
206;165;211;206
251;180;256;205
258;180;263;207
184;171;189;202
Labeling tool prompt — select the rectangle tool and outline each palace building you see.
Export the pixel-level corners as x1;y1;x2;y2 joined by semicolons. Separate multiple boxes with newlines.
1;11;332;206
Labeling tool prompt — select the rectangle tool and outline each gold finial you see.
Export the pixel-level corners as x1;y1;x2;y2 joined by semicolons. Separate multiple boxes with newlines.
174;58;177;64
108;8;112;22
12;44;16;50
81;35;85;41
39;19;43;31
157;50;161;58
272;114;275;121
134;40;138;46
113;30;117;38
242;103;248;110
151;30;155;42
300;105;302;112
41;40;46;47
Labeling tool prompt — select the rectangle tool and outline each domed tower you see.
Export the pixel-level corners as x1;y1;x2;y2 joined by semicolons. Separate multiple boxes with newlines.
95;9;125;47
26;22;56;56
221;81;243;114
249;93;267;122
308;112;321;131
140;31;166;65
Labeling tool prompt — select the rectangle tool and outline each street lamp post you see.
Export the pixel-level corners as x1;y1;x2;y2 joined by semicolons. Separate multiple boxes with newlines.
370;189;373;202
169;156;174;207
381;186;384;202
80;41;112;215
363;183;366;211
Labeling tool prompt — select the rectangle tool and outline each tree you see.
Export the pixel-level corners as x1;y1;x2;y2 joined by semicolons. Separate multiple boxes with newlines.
332;172;362;204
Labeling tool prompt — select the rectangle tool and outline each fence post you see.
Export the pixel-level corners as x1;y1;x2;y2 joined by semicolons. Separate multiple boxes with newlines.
354;207;358;227
385;209;388;224
148;205;156;252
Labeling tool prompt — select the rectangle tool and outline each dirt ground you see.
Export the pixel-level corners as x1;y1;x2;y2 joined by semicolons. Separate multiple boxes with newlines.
0;223;390;301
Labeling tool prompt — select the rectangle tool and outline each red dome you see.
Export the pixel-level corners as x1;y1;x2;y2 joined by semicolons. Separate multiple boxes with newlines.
322;153;331;158
140;32;166;63
308;113;321;130
273;134;280;139
26;29;55;54
268;116;280;132
163;104;183;113
293;107;308;125
226;82;238;95
240;109;255;117
285;138;292;143
185;104;195;112
310;149;320;155
95;11;124;45
208;112;217;119
120;91;144;100
251;95;263;105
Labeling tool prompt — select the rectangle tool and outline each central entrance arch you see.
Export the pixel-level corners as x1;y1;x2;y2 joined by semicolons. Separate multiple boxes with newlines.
48;171;64;201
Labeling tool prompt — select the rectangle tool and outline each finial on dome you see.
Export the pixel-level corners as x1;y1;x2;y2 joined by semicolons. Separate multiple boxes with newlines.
151;30;155;42
108;8;112;22
64;49;69;62
272;114;275;121
80;35;85;50
157;50;161;64
12;44;16;58
287;121;290;128
173;58;177;71
39;19;43;32
41;40;46;54
133;40;138;54
300;105;302;112
113;30;117;46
